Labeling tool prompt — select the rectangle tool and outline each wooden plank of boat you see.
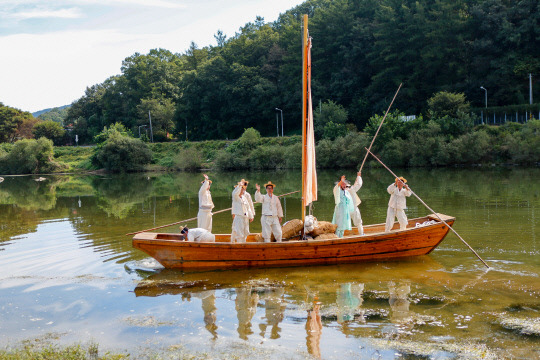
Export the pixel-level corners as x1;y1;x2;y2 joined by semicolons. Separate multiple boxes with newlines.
132;214;455;270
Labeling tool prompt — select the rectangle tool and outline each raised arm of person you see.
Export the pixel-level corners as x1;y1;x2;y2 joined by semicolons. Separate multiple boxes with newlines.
254;183;264;203
351;171;363;193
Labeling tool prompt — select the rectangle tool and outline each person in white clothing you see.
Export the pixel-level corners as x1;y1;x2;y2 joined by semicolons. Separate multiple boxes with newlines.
385;177;412;232
333;175;354;237
241;179;256;220
255;181;283;242
197;174;214;231
346;171;364;235
231;181;254;243
180;226;216;242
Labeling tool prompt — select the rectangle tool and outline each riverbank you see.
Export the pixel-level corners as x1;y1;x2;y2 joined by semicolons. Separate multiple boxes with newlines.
54;120;539;173
1;120;537;176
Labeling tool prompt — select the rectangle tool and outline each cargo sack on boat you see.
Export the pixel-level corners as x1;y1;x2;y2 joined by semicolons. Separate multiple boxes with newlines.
314;233;338;240
304;215;318;233
253;233;264;242
281;219;304;239
308;221;337;237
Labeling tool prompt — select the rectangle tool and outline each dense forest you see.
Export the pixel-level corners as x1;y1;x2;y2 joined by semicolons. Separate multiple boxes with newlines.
50;0;538;144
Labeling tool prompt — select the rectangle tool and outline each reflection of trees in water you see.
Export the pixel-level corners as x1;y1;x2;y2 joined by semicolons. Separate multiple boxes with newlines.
92;175;153;219
0;176;61;211
0;177;75;241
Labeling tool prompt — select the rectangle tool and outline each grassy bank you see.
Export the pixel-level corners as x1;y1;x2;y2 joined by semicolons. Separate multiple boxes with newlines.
3;120;538;175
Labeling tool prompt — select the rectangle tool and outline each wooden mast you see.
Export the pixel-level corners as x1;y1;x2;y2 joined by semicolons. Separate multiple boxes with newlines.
301;14;308;223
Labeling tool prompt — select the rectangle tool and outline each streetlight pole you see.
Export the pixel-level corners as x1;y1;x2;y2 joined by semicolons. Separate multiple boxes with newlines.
275;108;283;137
480;86;487;108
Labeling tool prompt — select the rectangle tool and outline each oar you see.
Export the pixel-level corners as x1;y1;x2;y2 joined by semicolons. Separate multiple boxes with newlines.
359;83;403;173
125;190;300;236
365;147;490;269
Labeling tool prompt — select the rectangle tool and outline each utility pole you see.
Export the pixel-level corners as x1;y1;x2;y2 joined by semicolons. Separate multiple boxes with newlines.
148;110;154;143
530;73;533;105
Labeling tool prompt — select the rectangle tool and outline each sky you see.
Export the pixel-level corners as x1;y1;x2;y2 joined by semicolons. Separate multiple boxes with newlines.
0;0;305;113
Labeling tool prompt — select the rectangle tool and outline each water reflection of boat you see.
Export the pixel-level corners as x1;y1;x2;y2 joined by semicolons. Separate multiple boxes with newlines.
132;15;455;270
132;256;450;297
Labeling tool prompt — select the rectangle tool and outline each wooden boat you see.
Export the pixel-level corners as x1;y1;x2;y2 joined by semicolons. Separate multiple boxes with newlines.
132;15;456;270
133;214;454;270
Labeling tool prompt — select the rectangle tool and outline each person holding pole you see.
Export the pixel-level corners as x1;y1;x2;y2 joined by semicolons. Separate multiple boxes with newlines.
198;174;214;232
385;177;412;232
347;171;364;235
255;182;283;242
333;175;355;237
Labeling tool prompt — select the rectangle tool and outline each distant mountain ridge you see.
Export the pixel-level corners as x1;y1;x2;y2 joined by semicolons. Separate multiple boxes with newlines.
33;104;70;118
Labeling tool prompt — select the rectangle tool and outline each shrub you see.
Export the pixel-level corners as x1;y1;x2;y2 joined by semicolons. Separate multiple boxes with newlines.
226;128;261;154
91;132;152;172
505;119;540;163
213;149;248;170
427;91;471;119
93;122;133;144
249;145;287;169
448;130;491;164
0;138;66;174
32;120;66;145
323;121;348;140
175;147;203;171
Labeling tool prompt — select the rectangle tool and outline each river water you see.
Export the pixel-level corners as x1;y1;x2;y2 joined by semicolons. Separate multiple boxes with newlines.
0;168;538;359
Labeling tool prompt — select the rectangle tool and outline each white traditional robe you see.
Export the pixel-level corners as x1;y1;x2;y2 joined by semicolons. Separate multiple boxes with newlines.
333;185;354;237
255;190;283;242
244;191;256;219
197;179;214;231
186;227;215;242
231;186;253;243
347;175;364;234
385;183;412;232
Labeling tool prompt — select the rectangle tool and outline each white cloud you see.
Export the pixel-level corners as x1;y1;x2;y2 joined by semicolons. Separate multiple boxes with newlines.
0;0;305;112
11;8;82;20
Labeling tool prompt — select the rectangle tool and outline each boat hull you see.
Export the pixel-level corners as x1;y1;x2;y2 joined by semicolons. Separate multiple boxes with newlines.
132;214;454;270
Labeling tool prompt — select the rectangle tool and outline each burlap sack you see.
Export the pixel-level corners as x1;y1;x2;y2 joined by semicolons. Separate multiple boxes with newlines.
253;233;264;242
281;219;303;239
314;233;339;240
308;221;337;237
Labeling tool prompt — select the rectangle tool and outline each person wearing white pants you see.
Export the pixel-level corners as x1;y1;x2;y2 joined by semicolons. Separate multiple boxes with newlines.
231;181;254;243
385;177;412;232
197;174;214;232
255;181;283;242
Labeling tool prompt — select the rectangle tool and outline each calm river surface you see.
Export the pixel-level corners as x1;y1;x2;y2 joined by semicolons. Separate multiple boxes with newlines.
0;168;539;359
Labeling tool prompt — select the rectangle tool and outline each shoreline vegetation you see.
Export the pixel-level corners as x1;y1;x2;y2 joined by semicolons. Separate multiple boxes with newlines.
0;116;538;176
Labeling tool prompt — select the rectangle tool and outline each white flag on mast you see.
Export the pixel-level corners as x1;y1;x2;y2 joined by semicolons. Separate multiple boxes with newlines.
304;36;317;207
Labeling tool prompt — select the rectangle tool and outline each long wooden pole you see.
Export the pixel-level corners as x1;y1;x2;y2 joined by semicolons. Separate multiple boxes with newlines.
301;14;308;223
125;190;300;236
359;83;403;172
364;148;490;268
